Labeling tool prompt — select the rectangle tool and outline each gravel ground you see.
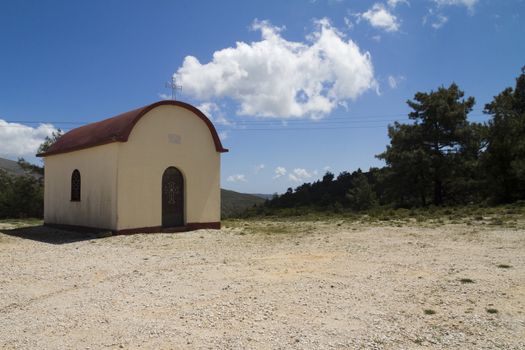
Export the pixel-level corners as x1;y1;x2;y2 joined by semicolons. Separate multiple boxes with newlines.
0;220;524;349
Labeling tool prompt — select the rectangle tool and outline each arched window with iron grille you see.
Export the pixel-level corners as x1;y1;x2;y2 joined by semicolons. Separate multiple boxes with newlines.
71;169;81;202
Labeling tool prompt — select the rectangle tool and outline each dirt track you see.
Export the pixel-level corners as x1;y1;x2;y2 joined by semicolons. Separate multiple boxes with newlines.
1;221;524;349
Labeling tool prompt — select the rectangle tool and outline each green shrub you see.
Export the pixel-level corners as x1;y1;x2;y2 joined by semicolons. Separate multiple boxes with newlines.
0;170;43;219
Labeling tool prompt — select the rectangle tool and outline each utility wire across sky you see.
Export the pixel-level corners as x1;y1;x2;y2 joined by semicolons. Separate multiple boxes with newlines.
0;110;490;128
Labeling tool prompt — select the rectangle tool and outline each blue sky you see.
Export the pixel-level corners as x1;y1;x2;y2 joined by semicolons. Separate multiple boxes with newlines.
0;0;523;194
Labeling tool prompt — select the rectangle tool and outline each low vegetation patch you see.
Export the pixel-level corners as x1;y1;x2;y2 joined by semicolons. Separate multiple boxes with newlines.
460;278;475;284
236;203;525;229
223;219;311;236
423;309;436;315
0;218;42;229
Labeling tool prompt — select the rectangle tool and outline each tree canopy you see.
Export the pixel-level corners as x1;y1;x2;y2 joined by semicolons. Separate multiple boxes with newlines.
37;129;63;155
483;66;525;202
257;67;525;214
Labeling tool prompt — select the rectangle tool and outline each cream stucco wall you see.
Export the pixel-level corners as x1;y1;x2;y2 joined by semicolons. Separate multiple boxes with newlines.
116;105;221;230
43;143;119;230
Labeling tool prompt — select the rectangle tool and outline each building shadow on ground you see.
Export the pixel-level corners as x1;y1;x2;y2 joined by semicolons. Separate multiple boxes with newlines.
0;225;112;245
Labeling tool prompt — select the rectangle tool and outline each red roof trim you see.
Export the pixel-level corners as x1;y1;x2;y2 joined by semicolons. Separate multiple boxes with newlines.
37;100;228;157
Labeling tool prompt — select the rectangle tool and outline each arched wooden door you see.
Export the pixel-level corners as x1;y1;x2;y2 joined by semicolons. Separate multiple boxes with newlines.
162;167;184;227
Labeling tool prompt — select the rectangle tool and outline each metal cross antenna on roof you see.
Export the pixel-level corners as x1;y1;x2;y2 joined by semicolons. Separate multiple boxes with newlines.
165;76;182;100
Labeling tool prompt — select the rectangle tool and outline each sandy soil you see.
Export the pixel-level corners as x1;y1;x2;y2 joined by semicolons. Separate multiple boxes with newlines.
0;220;524;349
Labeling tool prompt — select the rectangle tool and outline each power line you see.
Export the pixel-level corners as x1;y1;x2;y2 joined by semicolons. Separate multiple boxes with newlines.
0;120;84;125
0;112;489;127
2;115;405;125
227;115;488;126
217;125;391;131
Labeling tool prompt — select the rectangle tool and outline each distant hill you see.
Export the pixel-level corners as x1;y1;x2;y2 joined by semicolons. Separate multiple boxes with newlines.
0;157;27;176
0;157;42;179
251;193;274;200
221;189;265;218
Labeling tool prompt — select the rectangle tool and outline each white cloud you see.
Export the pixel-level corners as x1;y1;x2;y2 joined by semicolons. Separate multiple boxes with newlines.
323;165;332;172
423;8;449;29
433;0;478;12
288;168;312;182
426;0;478;27
197;102;217;118
197;102;231;126
227;174;247;182
175;19;376;119
343;16;354;29
198;103;230;141
254;164;265;174
432;14;449;28
359;3;401;32
387;0;409;8
387;75;405;89
218;130;228;141
273;166;287;179
388;75;398;89
0;120;58;159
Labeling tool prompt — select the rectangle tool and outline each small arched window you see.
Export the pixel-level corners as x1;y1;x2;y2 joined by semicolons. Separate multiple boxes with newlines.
71;169;81;202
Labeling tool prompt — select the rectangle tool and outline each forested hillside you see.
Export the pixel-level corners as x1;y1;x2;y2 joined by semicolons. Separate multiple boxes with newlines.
252;67;525;215
0;158;43;218
220;189;265;218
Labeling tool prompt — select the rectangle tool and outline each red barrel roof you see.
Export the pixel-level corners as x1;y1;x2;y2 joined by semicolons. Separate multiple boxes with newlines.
37;100;228;157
